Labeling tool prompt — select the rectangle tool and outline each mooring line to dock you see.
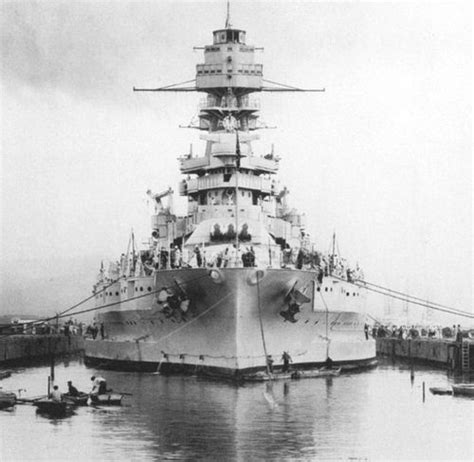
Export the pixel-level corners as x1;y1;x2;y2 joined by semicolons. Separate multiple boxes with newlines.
0;271;215;340
357;278;469;314
58;275;127;318
0;286;158;340
256;273;272;378
319;291;333;361
331;275;473;319
0;275;126;340
358;283;474;319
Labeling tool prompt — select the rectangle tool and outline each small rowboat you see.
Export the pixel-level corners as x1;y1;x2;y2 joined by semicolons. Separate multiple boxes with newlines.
243;367;341;382
0;391;16;409
429;387;453;396
33;398;71;416
89;393;123;405
452;384;474;397
63;392;89;406
0;370;12;381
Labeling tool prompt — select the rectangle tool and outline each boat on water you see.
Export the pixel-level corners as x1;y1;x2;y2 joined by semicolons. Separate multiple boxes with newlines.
429;387;453;396
452;384;474;397
0;370;12;381
84;5;376;379
63;392;89;406
243;367;341;382
89;393;123;406
33;399;71;416
62;392;124;406
0;391;16;409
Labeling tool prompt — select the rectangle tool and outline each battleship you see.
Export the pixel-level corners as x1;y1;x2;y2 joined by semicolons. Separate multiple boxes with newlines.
84;7;376;378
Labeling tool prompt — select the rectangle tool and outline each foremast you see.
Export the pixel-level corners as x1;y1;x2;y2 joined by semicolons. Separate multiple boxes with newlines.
180;20;278;252
133;8;324;265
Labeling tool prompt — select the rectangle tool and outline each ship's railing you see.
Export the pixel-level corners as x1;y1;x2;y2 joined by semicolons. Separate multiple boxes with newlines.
196;63;263;77
184;173;274;194
199;96;260;110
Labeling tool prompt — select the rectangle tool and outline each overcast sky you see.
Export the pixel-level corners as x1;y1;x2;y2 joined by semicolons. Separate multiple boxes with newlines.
1;0;472;322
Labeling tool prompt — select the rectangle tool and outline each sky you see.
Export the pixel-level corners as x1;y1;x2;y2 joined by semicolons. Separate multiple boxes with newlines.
0;0;472;323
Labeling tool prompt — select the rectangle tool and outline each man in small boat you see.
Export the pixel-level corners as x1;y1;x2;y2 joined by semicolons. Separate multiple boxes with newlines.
67;381;80;397
51;385;62;402
90;376;107;396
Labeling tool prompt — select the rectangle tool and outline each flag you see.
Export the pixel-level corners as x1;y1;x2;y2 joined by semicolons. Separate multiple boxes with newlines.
235;130;241;168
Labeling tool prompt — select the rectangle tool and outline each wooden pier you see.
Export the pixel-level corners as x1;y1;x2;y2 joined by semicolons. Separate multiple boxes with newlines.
0;334;84;365
376;337;474;371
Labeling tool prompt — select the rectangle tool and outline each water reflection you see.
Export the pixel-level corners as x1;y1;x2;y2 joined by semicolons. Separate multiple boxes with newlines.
0;359;472;460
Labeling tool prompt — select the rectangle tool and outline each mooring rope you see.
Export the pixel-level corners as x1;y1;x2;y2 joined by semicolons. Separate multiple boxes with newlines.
0;271;214;340
256;273;272;378
331;275;473;319
357;278;468;315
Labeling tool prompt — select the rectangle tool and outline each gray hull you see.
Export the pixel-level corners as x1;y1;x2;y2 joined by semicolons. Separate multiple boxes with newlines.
85;268;376;377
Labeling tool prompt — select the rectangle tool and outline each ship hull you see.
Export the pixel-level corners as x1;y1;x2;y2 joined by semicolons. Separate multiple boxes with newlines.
85;268;376;378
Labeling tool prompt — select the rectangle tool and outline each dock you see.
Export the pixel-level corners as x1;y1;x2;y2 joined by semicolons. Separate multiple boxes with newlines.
376;337;474;371
0;334;84;365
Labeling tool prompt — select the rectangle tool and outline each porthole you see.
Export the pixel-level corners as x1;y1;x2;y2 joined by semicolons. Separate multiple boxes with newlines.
140;287;144;292
148;287;152;292
116;292;119;296
353;293;356;296
330;288;333;292
346;292;350;296
135;287;138;291
325;287;328;292
316;287;320;292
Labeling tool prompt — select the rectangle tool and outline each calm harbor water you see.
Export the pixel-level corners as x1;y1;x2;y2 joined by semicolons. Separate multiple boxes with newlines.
0;357;472;461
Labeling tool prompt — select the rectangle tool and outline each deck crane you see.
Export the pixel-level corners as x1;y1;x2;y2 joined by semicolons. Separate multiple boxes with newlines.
146;187;174;215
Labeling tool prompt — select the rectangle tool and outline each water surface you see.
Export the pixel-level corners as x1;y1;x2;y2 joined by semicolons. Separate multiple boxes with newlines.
0;358;472;460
